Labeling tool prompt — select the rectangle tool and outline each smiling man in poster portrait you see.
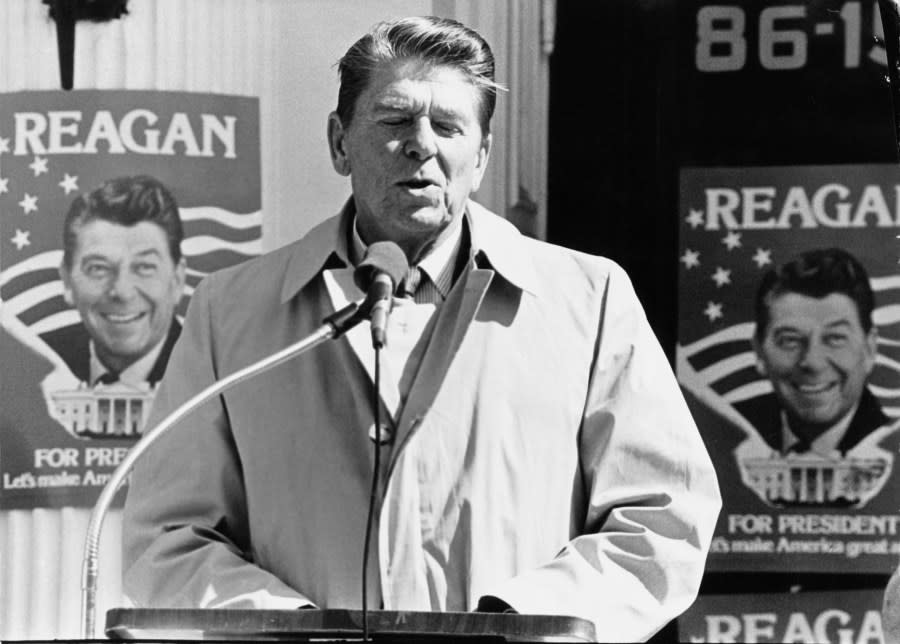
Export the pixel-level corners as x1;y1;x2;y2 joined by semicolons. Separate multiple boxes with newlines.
726;247;900;509
735;247;888;458
41;175;186;389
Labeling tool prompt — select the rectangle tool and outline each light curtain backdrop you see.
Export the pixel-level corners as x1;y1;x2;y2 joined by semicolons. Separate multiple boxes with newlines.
0;0;553;638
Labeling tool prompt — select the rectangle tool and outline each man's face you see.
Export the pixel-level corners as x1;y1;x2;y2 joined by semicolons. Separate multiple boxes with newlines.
328;58;492;260
60;219;185;373
754;292;877;432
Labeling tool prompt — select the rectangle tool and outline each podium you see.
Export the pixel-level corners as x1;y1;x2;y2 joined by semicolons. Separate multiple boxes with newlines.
105;608;597;642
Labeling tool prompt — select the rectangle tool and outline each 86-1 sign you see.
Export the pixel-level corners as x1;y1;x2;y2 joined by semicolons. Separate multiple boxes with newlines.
696;2;885;72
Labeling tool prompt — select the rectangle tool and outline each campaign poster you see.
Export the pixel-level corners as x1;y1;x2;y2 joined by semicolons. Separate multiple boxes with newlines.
0;90;261;508
678;164;900;573
678;589;885;643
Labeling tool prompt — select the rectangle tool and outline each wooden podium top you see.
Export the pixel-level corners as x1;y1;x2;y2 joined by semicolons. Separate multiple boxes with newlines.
105;608;597;642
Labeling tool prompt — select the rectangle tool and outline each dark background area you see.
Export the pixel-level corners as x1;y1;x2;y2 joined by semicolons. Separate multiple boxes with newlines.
548;0;681;355
546;0;899;641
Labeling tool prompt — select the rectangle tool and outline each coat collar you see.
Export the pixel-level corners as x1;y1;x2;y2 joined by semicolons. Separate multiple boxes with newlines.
280;200;354;304
280;198;540;304
465;200;539;296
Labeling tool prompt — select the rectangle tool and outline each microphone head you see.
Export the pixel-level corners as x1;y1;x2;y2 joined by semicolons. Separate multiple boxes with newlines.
354;241;409;293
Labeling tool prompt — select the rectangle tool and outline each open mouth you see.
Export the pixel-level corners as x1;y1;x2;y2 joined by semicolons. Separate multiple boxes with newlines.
102;312;147;324
794;382;837;395
398;178;438;190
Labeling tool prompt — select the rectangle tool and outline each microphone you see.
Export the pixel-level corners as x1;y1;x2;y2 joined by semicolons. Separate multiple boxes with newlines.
354;242;409;349
352;241;407;641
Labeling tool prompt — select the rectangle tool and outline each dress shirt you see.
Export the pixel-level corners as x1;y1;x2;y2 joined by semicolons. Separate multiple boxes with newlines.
89;334;168;387
350;216;464;415
781;404;859;457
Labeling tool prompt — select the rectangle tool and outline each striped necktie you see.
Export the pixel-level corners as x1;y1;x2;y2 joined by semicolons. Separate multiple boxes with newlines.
401;266;445;305
401;266;423;299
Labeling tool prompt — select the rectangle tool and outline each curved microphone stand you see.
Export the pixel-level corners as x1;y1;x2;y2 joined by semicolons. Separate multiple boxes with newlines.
80;300;366;639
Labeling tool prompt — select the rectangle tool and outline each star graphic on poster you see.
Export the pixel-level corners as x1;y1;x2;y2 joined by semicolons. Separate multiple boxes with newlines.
0;136;9;154
711;266;731;287
686;208;705;229
18;193;38;214
0;176;8;194
703;301;723;321
680;248;700;269
752;247;772;268
721;231;742;250
59;173;79;194
11;229;31;250
29;155;48;177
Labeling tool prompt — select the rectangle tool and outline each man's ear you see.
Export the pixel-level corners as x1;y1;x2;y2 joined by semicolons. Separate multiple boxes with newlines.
327;112;351;177
59;262;74;307
470;133;492;193
865;325;879;374
174;257;187;294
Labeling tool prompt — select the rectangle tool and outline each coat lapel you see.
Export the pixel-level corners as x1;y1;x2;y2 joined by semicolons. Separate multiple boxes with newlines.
148;318;182;384
387;266;495;473
293;201;536;468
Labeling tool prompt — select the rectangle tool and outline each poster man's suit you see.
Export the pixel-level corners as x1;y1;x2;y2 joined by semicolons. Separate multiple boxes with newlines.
734;388;889;455
40;319;181;385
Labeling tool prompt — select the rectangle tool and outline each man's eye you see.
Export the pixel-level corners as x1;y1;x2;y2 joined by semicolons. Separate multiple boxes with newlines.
134;263;159;277
434;122;460;135
83;264;110;278
775;336;802;350
824;334;849;348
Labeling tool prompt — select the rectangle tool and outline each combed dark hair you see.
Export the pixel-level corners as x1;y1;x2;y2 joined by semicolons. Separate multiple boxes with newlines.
754;247;875;340
335;15;503;134
62;175;183;268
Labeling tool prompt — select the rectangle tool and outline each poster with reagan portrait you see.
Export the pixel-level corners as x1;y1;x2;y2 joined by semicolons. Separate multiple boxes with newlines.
677;164;900;573
0;90;261;508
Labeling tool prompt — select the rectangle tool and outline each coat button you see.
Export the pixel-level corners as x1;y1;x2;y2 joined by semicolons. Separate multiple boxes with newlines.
368;422;393;445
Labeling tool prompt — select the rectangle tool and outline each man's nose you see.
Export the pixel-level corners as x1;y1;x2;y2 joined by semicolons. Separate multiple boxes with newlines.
404;118;438;160
798;340;829;370
106;269;138;299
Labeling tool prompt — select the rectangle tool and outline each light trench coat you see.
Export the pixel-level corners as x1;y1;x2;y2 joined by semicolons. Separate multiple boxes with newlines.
123;201;721;642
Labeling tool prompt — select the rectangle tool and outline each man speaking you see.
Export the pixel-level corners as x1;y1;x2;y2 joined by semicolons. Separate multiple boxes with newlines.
123;16;721;642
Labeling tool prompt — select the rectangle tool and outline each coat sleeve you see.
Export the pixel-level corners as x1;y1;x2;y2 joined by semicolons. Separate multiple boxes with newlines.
483;262;722;642
122;277;314;609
